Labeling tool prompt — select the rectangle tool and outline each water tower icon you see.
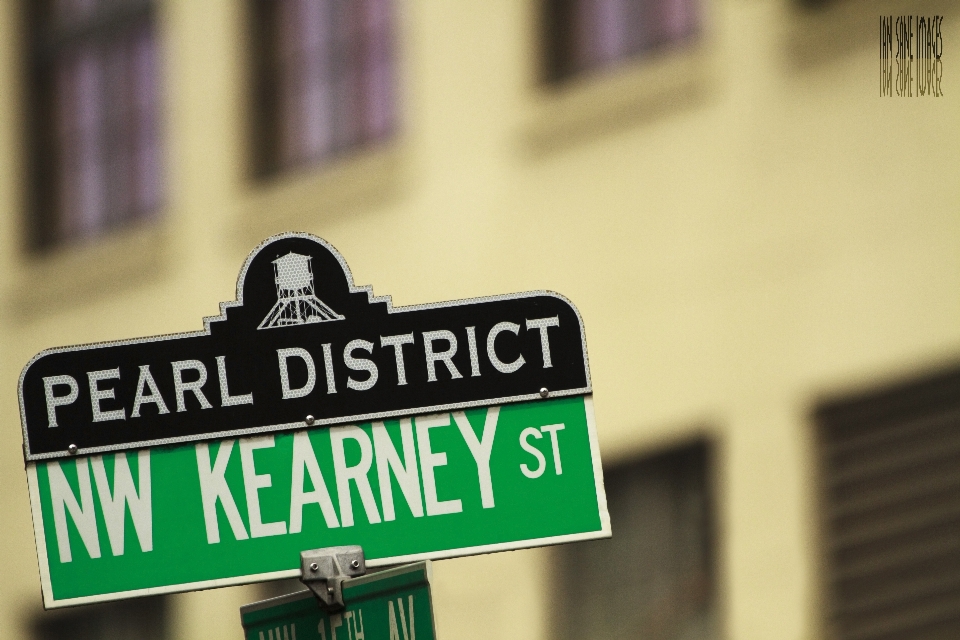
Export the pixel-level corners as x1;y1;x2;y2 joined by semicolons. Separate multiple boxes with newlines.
258;252;344;329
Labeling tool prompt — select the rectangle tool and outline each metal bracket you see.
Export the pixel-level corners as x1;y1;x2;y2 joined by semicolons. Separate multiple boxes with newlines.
299;545;366;611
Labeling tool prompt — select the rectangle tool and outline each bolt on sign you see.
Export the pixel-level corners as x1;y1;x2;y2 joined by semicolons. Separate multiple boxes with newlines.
241;562;435;640
19;233;610;608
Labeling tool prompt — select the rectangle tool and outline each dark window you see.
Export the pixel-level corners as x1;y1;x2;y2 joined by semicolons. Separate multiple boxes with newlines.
25;0;164;252
250;0;396;178
540;0;700;84
32;595;168;640
553;441;716;640
817;364;960;640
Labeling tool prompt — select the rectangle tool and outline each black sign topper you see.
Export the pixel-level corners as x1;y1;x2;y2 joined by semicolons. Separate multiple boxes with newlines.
20;233;591;461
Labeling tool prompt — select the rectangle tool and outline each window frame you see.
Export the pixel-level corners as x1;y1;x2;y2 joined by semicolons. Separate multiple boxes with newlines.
23;0;165;253
521;0;715;153
30;593;170;640
234;0;407;247
246;0;400;181
538;0;703;86
814;363;960;640
551;437;719;640
7;0;171;317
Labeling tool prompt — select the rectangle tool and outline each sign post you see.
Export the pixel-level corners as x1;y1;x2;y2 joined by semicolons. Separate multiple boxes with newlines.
19;232;609;608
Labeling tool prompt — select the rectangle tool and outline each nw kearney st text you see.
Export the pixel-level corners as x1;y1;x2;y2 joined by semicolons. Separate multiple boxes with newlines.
44;406;569;562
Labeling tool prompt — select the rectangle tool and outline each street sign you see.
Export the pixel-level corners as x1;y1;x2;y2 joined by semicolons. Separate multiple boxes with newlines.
20;233;590;461
20;233;609;608
27;395;607;607
241;562;436;640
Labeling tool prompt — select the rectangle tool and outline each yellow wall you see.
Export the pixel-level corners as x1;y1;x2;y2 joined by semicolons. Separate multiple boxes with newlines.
1;0;958;639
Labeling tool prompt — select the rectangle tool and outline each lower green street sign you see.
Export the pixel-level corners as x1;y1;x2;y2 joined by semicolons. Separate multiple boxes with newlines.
241;562;435;640
29;395;609;607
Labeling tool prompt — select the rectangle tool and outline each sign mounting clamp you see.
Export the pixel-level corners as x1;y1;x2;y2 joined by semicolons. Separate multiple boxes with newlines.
299;545;366;611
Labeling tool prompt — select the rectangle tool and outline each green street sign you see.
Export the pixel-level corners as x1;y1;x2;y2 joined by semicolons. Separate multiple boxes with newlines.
29;395;609;607
241;562;436;640
22;234;609;609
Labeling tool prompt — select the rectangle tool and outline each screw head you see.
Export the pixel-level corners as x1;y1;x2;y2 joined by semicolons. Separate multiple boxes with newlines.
539;388;549;398
67;444;78;455
350;559;360;569
305;415;316;426
309;562;319;572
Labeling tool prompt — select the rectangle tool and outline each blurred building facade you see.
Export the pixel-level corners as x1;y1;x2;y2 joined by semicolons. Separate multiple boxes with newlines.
0;1;958;639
